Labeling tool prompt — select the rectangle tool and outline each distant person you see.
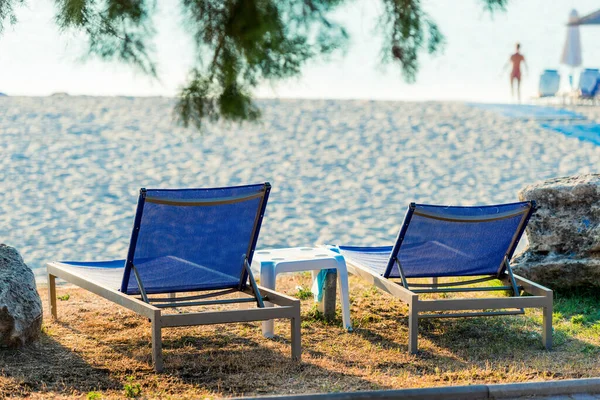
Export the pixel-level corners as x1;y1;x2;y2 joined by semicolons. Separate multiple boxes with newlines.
504;43;528;102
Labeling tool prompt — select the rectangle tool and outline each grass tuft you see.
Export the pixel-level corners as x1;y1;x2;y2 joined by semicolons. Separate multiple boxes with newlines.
123;376;142;398
294;285;313;300
86;391;102;400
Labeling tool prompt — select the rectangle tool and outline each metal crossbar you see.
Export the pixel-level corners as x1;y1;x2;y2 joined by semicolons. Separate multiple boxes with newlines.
418;309;525;319
152;297;259;309
411;285;522;294
407;275;498;287
144;191;265;207
413;207;528;223
148;289;238;303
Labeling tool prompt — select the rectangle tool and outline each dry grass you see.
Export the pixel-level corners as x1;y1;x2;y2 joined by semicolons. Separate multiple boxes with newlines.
2;274;600;399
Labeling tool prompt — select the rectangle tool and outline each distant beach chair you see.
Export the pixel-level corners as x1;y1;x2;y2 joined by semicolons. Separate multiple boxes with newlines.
47;183;301;372
537;69;561;100
329;201;553;354
571;69;600;105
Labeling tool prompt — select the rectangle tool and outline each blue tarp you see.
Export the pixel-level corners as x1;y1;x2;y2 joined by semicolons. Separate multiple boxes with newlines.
471;103;599;147
540;123;600;146
470;103;585;120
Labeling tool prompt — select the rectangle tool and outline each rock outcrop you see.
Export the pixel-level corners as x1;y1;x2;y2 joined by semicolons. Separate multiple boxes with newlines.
0;245;43;347
512;174;600;289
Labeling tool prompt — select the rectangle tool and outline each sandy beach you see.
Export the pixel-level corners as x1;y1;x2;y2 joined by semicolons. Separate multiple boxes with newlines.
0;97;599;278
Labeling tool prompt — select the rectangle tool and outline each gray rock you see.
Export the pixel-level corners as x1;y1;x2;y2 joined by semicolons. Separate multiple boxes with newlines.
513;174;600;289
513;254;600;288
0;245;43;347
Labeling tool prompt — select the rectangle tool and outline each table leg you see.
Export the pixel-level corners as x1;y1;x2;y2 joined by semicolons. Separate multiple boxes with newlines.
260;262;276;338
335;256;353;332
322;270;337;321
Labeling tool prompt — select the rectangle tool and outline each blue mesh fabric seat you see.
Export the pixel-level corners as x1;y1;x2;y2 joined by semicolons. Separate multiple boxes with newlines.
339;202;533;280
122;184;269;295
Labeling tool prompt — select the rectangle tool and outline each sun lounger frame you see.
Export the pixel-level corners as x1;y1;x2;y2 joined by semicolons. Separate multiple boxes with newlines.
339;201;553;354
47;263;301;372
345;257;553;354
46;184;302;371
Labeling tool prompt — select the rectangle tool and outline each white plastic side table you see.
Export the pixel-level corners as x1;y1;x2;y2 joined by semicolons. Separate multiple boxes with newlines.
251;247;352;337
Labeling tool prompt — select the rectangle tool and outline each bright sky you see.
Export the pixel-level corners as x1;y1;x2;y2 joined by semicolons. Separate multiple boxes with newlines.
1;0;600;102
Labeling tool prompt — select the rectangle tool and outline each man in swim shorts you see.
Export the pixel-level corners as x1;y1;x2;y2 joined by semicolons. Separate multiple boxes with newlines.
506;43;527;102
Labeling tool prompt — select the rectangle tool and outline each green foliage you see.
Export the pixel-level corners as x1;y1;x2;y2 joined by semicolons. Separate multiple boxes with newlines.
0;0;509;129
0;0;24;34
378;0;444;82
302;303;344;327
54;0;156;75
174;0;348;129
123;376;142;398
86;391;102;400
57;294;70;301
481;0;509;12
304;304;326;323
294;285;313;300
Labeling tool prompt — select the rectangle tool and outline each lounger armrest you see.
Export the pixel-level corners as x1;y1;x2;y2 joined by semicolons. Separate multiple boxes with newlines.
47;261;160;318
255;285;300;306
512;274;553;298
344;260;416;304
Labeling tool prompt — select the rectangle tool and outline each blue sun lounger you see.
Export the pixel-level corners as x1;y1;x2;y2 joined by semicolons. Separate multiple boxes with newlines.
330;201;552;354
47;183;301;371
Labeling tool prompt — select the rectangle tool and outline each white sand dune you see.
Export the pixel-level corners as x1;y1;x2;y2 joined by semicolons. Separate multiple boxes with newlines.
0;97;598;278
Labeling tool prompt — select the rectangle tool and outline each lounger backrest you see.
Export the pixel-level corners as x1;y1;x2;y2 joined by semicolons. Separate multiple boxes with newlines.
120;183;270;295
385;201;534;279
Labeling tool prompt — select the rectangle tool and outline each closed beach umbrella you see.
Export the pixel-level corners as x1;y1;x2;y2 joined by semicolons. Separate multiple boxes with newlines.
561;9;582;67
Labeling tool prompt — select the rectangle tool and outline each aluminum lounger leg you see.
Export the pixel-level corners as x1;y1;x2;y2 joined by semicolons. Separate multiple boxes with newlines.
543;295;553;350
503;274;554;349
408;300;418;354
291;304;302;361
151;309;163;372
48;274;57;319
